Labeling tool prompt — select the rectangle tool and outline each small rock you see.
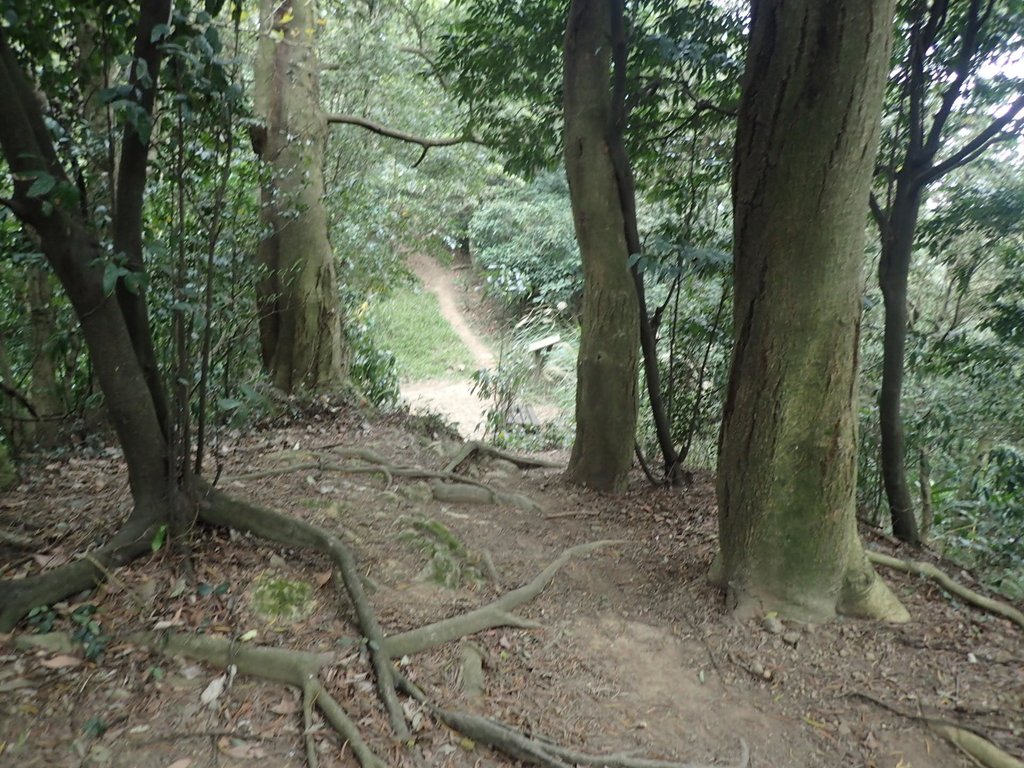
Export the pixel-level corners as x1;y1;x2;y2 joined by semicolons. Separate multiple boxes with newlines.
762;615;784;634
269;554;287;571
782;631;801;647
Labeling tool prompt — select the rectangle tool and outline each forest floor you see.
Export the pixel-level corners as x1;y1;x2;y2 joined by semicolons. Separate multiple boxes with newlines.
1;257;1022;768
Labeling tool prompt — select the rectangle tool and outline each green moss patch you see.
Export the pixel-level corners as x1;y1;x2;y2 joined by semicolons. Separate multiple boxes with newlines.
249;576;315;623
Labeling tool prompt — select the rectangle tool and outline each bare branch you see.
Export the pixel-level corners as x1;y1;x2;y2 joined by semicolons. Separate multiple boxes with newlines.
922;92;1024;184
922;0;985;157
325;113;484;165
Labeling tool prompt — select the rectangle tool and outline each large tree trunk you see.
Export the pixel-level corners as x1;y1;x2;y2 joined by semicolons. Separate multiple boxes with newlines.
563;0;639;493
716;0;907;622
253;0;346;394
877;180;923;545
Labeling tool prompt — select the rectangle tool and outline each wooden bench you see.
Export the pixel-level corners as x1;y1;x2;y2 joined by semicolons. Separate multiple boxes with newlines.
527;334;561;374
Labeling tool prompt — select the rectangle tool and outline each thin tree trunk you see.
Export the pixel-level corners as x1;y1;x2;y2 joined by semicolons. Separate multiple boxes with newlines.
877;182;922;545
716;0;907;622
0;6;187;630
26;265;62;447
112;0;173;439
563;0;639;492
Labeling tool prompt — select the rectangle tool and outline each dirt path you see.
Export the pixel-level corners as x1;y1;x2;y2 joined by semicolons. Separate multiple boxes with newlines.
401;253;495;438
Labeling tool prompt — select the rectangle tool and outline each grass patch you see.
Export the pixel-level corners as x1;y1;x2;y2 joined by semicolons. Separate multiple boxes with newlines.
369;284;476;380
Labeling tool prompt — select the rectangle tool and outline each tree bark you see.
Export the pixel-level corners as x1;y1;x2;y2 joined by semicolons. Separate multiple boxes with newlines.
871;0;1024;545
877;180;923;544
563;0;639;493
25;265;62;447
716;0;907;622
254;0;346;393
0;17;185;626
112;0;173;440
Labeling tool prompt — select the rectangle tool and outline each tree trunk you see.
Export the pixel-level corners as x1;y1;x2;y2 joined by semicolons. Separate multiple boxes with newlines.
877;181;922;545
112;0;173;440
25;265;62;447
716;0;907;622
254;0;346;393
0;16;185;628
563;0;639;493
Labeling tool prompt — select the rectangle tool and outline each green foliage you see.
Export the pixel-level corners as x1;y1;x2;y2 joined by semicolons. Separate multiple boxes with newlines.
26;605;56;633
937;444;1024;597
397;514;486;589
470;307;575;449
81;717;110;738
859;166;1024;592
320;2;492;297
347;308;401;408
70;604;108;660
150;524;168;552
439;0;744;178
469;172;581;310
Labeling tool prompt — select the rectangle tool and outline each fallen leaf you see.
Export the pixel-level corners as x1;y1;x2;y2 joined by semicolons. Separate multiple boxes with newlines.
166;759;193;768
200;675;226;705
270;696;300;715
39;654;81;669
220;742;265;758
314;570;333;587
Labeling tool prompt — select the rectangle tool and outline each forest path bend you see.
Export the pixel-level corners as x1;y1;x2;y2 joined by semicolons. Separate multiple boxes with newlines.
400;252;495;438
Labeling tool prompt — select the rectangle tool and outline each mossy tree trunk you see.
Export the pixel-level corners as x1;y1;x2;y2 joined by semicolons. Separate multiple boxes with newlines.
253;0;346;394
716;0;908;622
562;0;639;493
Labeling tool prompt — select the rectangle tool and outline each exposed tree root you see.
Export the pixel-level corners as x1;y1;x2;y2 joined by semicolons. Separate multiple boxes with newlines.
123;537;662;768
395;669;747;768
0;527;35;548
930;724;1024;768
850;691;1022;768
222;451;545;510
3;463;652;767
198;485;408;739
428;479;542;512
0;515;158;631
133;631;388;768
459;642;486;698
443;440;564;473
381;540;623;658
136;630;745;768
867;550;1024;630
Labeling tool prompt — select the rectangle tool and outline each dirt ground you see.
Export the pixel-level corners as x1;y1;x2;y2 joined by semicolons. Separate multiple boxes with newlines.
1;411;1022;768
399;252;495;439
1;256;1022;767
